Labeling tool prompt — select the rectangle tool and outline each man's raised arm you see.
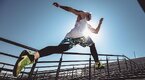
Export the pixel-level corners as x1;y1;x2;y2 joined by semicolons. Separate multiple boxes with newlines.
53;2;81;15
88;18;104;34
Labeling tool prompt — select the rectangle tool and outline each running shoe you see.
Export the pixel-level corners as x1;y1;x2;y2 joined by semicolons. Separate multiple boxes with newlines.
13;50;34;77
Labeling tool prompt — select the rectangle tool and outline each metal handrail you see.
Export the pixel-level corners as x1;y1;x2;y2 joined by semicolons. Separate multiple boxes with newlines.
0;37;38;51
1;37;144;80
0;52;18;58
0;37;124;57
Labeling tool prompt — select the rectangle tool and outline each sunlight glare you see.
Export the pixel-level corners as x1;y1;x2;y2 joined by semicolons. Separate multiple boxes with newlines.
83;21;102;41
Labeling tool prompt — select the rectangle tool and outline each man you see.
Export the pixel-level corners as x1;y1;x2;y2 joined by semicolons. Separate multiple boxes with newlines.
13;2;104;77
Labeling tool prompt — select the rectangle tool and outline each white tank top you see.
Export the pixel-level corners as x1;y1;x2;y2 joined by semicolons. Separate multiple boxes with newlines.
65;18;88;38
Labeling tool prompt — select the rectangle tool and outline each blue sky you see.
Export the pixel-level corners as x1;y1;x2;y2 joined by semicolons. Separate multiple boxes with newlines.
0;0;145;67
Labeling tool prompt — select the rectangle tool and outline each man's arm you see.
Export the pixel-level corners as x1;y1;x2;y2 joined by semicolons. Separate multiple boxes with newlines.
53;2;81;15
88;18;103;34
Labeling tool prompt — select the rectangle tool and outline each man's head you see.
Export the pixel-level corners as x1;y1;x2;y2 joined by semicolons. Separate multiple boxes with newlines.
85;12;91;21
78;10;91;21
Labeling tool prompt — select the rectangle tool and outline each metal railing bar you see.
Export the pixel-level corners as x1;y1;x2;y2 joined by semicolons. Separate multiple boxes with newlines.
37;59;122;64
57;52;124;57
37;60;94;63
0;37;124;57
0;68;29;74
0;62;14;67
0;52;18;58
34;67;88;74
0;37;38;51
25;63;90;69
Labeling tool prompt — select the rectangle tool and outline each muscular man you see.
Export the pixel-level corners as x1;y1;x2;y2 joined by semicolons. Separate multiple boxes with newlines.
13;2;104;77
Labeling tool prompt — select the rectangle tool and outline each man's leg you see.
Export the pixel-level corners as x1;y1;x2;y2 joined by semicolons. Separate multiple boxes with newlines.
85;37;99;62
89;43;104;69
90;43;99;62
13;44;70;77
38;44;70;57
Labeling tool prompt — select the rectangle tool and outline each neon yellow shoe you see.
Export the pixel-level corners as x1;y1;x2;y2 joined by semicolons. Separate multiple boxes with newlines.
13;50;34;77
95;62;104;69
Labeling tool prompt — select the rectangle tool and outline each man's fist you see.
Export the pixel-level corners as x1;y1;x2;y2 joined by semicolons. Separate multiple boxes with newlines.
100;18;104;22
53;2;60;7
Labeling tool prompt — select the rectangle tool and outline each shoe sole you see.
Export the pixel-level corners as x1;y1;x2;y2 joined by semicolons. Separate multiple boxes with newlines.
13;50;28;77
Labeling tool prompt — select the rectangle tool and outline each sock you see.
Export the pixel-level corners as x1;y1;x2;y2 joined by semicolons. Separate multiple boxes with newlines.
28;54;35;62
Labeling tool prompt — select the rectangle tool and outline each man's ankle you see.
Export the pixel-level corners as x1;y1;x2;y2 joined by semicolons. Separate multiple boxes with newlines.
34;52;40;60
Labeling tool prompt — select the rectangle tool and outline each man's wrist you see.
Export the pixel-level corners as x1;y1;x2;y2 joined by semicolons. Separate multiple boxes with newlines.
58;5;62;8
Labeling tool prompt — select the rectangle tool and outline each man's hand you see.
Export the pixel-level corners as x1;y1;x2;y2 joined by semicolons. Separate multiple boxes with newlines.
100;18;103;23
53;2;60;7
95;18;104;34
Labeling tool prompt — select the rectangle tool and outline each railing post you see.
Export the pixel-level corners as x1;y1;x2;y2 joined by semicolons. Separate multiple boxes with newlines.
124;58;128;70
75;68;78;78
117;56;121;73
106;56;110;78
129;60;133;72
43;73;46;79
28;59;38;79
94;64;96;76
55;54;63;80
34;68;38;80
89;55;91;80
71;66;74;79
81;69;83;78
3;72;7;79
67;70;69;79
0;64;5;73
84;65;87;76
